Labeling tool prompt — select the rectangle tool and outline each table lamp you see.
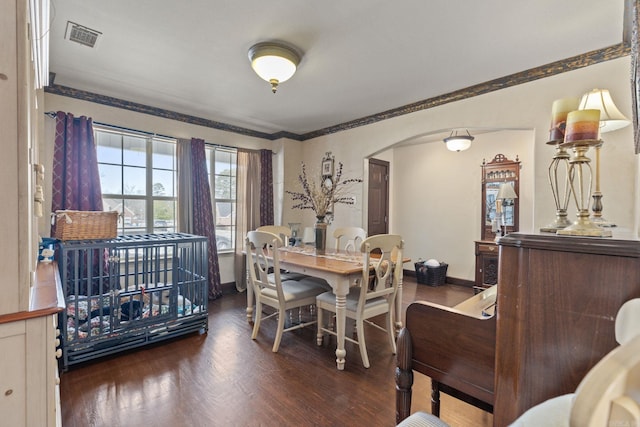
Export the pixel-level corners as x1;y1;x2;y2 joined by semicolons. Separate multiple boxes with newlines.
578;88;630;227
495;182;518;241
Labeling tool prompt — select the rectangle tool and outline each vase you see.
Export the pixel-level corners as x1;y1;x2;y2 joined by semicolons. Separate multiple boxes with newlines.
314;216;327;255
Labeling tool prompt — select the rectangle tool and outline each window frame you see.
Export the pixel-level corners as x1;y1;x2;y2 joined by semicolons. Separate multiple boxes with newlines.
206;145;237;253
95;125;177;236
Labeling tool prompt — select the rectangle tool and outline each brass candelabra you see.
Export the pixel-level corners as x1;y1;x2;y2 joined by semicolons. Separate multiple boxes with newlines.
540;142;572;232
556;139;611;237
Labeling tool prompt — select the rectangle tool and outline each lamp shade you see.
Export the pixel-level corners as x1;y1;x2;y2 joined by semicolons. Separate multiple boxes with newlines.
578;88;630;134
443;130;474;152
248;42;301;93
497;182;518;200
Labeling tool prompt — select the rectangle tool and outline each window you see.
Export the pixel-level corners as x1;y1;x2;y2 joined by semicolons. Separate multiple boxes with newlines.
95;126;177;235
95;126;237;249
206;147;237;252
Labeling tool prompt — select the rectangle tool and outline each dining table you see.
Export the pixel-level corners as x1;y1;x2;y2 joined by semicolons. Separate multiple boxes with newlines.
245;245;408;370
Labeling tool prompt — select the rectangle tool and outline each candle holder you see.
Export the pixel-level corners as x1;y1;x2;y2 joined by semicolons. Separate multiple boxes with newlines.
556;139;611;237
542;97;580;233
540;142;572;232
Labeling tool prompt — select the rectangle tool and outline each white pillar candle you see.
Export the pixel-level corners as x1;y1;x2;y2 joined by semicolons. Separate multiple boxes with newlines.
549;97;580;142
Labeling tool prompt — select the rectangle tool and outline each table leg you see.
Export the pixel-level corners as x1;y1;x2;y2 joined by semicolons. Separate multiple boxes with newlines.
335;293;347;370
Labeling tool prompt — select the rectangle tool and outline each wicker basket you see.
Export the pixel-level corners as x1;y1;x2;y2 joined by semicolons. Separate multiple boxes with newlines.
415;262;448;286
53;210;119;241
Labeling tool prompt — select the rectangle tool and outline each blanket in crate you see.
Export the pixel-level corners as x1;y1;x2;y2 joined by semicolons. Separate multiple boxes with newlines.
65;291;200;341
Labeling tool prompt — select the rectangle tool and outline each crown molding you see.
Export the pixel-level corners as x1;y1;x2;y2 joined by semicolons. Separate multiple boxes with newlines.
45;43;629;142
300;43;629;140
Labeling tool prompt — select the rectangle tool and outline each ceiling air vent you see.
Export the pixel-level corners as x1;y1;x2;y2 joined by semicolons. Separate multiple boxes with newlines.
65;21;101;48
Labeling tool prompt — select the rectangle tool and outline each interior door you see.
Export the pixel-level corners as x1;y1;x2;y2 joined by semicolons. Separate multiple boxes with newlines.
367;158;389;236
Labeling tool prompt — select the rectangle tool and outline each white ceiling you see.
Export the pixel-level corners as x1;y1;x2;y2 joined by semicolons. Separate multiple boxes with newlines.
48;0;626;137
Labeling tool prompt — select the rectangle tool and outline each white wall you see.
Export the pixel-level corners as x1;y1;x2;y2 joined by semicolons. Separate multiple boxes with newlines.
391;130;532;280
299;56;637;281
45;56;638;284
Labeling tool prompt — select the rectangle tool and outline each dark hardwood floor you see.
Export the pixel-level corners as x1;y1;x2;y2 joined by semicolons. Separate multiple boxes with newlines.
60;276;493;427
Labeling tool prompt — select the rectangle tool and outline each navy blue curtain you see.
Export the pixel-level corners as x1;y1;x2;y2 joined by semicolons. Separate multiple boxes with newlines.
50;111;103;217
259;149;273;226
51;111;107;295
190;138;222;299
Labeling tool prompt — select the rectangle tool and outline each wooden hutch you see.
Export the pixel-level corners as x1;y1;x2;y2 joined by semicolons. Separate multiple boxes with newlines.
475;154;520;290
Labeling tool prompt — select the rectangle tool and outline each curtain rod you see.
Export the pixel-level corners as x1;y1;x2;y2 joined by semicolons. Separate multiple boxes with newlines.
44;111;272;153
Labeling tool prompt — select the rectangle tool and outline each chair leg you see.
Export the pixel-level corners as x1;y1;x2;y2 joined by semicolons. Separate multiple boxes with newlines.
251;300;262;340
431;380;441;417
386;312;397;354
272;307;286;353
316;306;324;346
356;318;370;368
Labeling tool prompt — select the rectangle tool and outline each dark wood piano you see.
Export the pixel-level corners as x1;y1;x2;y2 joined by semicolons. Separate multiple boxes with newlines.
396;286;497;423
396;233;640;426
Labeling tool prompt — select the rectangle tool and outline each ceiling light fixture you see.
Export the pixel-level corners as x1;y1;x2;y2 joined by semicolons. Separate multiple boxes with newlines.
248;42;301;93
443;130;474;152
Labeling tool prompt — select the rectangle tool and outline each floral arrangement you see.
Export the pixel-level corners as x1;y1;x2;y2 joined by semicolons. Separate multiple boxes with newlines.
286;159;362;220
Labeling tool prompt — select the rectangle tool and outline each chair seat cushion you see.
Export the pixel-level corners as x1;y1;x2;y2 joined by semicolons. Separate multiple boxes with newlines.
508;394;573;427
316;290;388;312
282;272;308;281
396;412;450;427
268;272;331;291
261;279;327;302
297;276;332;291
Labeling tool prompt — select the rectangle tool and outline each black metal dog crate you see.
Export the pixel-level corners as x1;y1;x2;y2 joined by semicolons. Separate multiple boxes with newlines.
57;233;208;369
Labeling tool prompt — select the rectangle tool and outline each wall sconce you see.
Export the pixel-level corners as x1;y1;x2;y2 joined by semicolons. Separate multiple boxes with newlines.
248;42;301;93
443;130;474;152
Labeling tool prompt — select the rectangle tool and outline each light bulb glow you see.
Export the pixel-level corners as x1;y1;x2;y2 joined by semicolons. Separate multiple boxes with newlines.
251;55;297;83
248;42;301;92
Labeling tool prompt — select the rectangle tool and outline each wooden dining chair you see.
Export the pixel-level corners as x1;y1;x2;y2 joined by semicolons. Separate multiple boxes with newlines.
333;226;367;252
246;230;328;352
256;225;294;247
316;234;404;368
256;225;331;323
256;225;309;282
334;227;369;291
256;225;330;286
